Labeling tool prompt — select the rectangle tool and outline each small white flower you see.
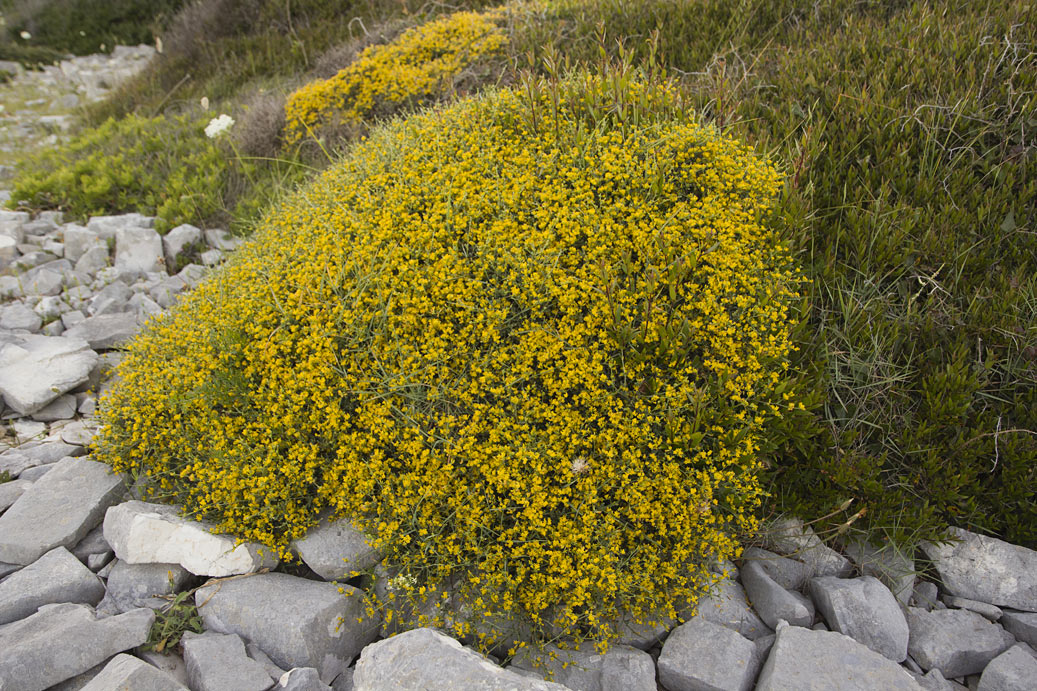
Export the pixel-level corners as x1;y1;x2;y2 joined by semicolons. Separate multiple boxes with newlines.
19;31;30;40
205;113;235;139
571;456;589;474
386;573;417;593
200;96;210;111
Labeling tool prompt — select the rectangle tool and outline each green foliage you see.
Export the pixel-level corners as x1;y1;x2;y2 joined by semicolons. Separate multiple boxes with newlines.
144;578;204;653
8;112;227;231
0;0;184;62
0;470;12;484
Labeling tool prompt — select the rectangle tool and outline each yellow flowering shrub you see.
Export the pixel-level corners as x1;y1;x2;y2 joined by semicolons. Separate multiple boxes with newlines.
96;73;801;649
283;9;507;143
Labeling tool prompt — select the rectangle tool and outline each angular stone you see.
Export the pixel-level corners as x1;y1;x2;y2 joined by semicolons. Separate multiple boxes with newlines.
138;650;191;687
741;559;814;628
696;576;771;640
278;667;332;690
21;267;66;296
293;517;381;581
943;595;1003;622
115;227;165;276
755;623;923;691
0;603;154;691
511;641;655;691
163;224;203;268
18;463;57;481
88;214;155;239
0;546;104;625
760;518;853;577
106;559;193;612
0;335;98;415
657;615;757;691
103;500;277;577
32;393;78;421
72;525;111;563
76;246;111;275
248;642;289;681
182;631;275;691
0;478;31;512
977;645;1036;691
921;528;1037;611
1000;611;1037;647
844;538;916;606
0;440;83;478
906;606;1015;678
1;302;42;332
62;226;105;263
205;228;244;252
64;312;140;350
809;575;909;662
742;546;813;590
330;669;354;691
913;582;942;611
196;572;379;683
352;628;569;690
0;457;126;564
79;653;188;691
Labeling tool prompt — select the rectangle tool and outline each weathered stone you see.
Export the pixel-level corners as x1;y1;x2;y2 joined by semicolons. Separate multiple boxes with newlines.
908;668;962;691
352;628;569;690
330;669;354;691
0;335;98;415
0;546;104;624
163;224;203;268
11;419;46;444
205;228;244;252
32;393;78;421
809;575;909;662
106;559;193;612
182;631;275;691
21;266;66;296
977;644;1037;691
742;546;813;590
906;606;1015;678
138;649;191;687
943;595;1003;622
292;517;381;581
75;246;111;275
921;528;1037;611
0;478;31;512
913;581;942;611
0;440;83;478
657;615;757;691
17;463;57;481
755;623;923;691
64;312;140;350
760;518;853;577
696;576;772;640
148;276;186;308
0;603;154;691
278;667;332;691
115;227;165;276
1000;611;1037;647
248;642;289;681
741;559;815;628
511;641;655;691
79;653;188;691
196;572;378;683
88;214;155;239
62;226;105;263
103;501;278;577
0;457;126;564
1;302;42;332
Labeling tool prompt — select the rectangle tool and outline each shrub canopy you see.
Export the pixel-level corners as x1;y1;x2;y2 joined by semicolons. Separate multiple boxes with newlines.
96;75;801;645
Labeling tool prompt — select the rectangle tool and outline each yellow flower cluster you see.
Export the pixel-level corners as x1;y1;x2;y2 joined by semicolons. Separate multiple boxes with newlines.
283;9;507;144
96;75;800;649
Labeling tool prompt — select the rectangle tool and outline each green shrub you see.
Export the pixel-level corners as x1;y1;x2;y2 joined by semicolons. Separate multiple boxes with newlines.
96;71;802;648
8;112;227;231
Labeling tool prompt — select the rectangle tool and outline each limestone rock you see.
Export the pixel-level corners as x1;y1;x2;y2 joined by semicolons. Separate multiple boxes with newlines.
103;500;278;577
0;546;104;625
809;575;909;662
741;559;814;628
79;654;188;691
105;559;193;612
657;615;758;691
279;668;333;691
352;628;569;690
511;641;655;691
62;226;105;263
921;528;1037;611
1000;611;1037;648
760;518;853;577
196;572;379;683
292;517;381;581
906;606;1015;678
182;631;275;691
755;623;923;691
977;644;1037;691
64;312;140;350
0;478;31;512
163;224;203;268
0;440;84;478
696;576;772;640
0;457;126;565
0;335;98;415
114;226;165;277
943;595;1003;622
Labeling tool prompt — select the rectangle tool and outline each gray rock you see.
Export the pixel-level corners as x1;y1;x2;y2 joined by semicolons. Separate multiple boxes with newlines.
11;419;46;443
75;246;111;276
809;575;909;662
32;393;78;421
64;313;140;350
293;517;381;581
163;224;203;268
0;276;23;300
72;525;111;563
196;572;379;683
176;263;207;288
976;644;1037;691
0;335;98;415
21;218;58;236
0;478;31;512
87;214;155;239
21;266;66;296
330;669;354;691
62;226;105;263
41;319;65;336
1;302;42;332
248;642;289;681
914;582;942;611
133;289;167;315
279;667;332;691
0;440;83;478
205;228;244;252
115;227;165;277
106;559;193;612
103;500;278;577
182;631;275;691
511;642;655;691
906;606;1015;678
88;283;134;316
921;528;1037;611
79;653;188;690
0;562;20;579
696;576;771;640
742;546;813;590
844;538;916;603
352;628;569;690
1000;611;1037;647
0;603;154;691
656;615;757;691
46;660;111;691
62;310;88;329
200;248;224;266
741;559;815;628
0;546;104;624
608;607;676;650
34;295;71;321
138;650;191;687
754;623;923;691
944;595;1003;622
0;456;126;564
18;463;57;481
760;518;853;577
